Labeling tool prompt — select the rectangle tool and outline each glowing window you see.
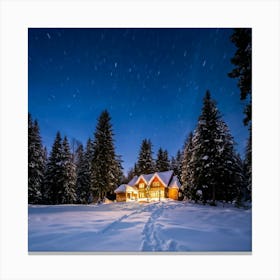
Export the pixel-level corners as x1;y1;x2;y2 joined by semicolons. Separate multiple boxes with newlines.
153;181;160;187
139;183;145;188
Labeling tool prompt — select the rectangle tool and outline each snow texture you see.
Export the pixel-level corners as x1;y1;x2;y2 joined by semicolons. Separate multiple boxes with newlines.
168;175;181;189
114;184;138;193
29;201;251;252
155;170;174;186
196;190;203;196
127;176;138;186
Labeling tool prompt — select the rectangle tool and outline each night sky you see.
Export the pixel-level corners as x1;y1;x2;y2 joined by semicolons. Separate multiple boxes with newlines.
28;28;248;174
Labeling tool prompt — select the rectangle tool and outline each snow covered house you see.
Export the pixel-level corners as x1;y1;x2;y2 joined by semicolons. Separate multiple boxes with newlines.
114;170;181;202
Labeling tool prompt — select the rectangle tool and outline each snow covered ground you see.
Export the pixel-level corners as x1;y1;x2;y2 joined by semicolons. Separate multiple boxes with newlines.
28;200;251;252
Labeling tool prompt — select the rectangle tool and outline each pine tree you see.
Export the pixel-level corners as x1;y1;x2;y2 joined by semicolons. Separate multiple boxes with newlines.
244;128;252;201
156;148;170;172
75;143;84;203
136;139;155;174
228;28;252;126
74;144;84;166
214;120;242;202
234;153;247;206
76;139;94;203
163;150;170;168
43;146;48;166
40;146;48;202
133;163;139;176
115;155;125;186
91;110;120;200
61;137;77;204
190;91;243;205
190;91;225;204
181;132;194;199
126;167;135;183
228;28;252;203
171;150;182;180
71;138;82;163
44;132;64;204
28;113;46;204
74;143;83;166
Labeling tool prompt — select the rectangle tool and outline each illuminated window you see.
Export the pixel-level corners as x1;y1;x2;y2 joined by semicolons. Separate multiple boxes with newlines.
139;192;145;198
139;183;145;188
153;181;160;187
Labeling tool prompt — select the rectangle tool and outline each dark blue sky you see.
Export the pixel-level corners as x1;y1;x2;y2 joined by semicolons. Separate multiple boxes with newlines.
28;28;248;174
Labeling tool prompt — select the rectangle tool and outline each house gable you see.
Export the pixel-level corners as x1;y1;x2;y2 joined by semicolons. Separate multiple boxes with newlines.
134;175;148;186
168;175;181;189
136;177;147;190
149;173;167;188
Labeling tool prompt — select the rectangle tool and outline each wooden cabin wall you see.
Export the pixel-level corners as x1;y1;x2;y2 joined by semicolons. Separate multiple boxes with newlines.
168;188;179;200
116;193;126;202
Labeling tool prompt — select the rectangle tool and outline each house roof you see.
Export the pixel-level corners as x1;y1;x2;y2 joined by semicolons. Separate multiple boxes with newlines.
128;170;174;187
157;170;174;186
127;176;138;186
114;184;138;194
136;173;154;185
168;175;181;189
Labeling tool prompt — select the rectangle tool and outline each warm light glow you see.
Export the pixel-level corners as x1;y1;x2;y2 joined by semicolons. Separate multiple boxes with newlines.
153;181;160;187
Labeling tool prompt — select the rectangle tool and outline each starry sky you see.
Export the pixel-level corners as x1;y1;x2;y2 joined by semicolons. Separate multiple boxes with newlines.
28;28;249;174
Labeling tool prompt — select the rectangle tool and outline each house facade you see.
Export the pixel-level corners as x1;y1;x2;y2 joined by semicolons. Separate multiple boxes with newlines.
114;170;181;202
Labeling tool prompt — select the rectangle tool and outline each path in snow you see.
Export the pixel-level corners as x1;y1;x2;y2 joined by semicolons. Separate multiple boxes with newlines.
99;202;156;235
141;202;182;251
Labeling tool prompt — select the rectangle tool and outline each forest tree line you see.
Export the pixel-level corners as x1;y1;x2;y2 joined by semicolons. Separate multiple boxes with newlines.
28;109;182;204
28;90;250;205
125;90;250;205
28;28;251;206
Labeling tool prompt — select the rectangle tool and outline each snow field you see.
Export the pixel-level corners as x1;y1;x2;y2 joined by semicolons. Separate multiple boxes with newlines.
28;200;251;252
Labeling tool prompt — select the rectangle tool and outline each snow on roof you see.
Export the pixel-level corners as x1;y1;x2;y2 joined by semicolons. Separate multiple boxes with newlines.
134;170;174;187
142;173;154;183
168;175;181;189
157;170;174;186
127;176;138;186
114;184;138;194
134;173;153;185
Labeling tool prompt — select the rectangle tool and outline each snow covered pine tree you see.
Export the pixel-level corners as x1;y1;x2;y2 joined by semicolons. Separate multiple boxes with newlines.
136;139;155;175
228;28;252;202
171;150;183;182
76;139;94;203
91;110;123;201
181;132;194;199
28;113;46;204
156;147;170;172
189;91;243;205
61;136;77;204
